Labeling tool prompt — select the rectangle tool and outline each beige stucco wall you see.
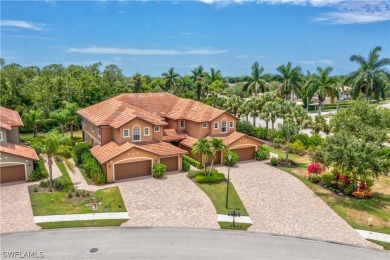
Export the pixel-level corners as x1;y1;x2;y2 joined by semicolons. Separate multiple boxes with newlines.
211;113;237;136
222;136;262;164
101;127;113;144
7;128;20;144
83;118;102;146
0;152;34;177
166;118;178;130
185;120;210;138
113;118;155;145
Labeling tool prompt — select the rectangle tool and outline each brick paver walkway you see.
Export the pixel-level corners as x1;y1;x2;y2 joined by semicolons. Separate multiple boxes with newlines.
216;161;377;249
118;173;219;229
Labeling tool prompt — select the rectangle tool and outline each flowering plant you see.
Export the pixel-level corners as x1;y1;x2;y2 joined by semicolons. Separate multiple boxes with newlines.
308;162;322;176
352;190;373;199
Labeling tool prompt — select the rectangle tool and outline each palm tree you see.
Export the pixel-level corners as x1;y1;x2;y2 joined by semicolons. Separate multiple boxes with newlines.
49;109;70;137
192;138;213;175
280;100;296;122
293;105;309;130
309;67;339;116
346;46;390;103
246;97;264;126
23;110;44;138
243;62;268;96
300;71;315;111
191;65;206;101
63;101;79;138
207;68;223;84
130;73;145;93
275;62;302;100
162;67;181;92
263;100;281;129
44;130;61;188
224;95;242;116
279;119;299;163
238;100;251;122
208;138;226;175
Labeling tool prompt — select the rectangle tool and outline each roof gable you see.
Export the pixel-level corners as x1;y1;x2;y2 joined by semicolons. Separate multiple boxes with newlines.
0;106;23;130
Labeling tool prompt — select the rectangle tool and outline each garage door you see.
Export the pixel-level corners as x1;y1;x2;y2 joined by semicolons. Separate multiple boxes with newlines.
0;165;26;183
231;147;256;162
206;151;221;166
114;160;151;180
160;156;178;172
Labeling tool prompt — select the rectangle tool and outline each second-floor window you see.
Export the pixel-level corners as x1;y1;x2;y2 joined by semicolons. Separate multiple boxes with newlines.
133;127;141;142
180;120;185;128
123;129;130;138
202;123;207;128
214;122;219;129
229;121;234;128
98;128;101;137
154;126;160;132
0;131;3;141
221;121;227;133
144;127;150;136
92;125;95;132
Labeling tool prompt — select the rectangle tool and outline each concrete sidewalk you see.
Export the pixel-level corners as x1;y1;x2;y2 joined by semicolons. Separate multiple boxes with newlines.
217;214;252;224
356;229;390;243
34;212;129;223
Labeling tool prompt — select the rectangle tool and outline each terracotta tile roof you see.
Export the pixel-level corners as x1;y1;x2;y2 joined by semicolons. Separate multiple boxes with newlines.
179;136;199;148
0;143;38;160
163;129;187;142
0;106;23;130
137;141;188;156
78;93;231;127
91;141;135;164
180;131;262;148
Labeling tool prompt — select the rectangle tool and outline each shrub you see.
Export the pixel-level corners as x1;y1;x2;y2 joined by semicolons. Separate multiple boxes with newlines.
253;127;269;140
255;146;270;160
309;174;321;183
57;145;72;159
291;133;310;148
72;142;91;165
352;190;373;199
321;173;333;186
308;134;324;147
54;180;64;191
187;170;200;179
31;141;44;155
290;140;306;155
182;155;203;169
272;137;283;147
270;157;278;166
365;178;374;191
307;162;322;175
67;192;73;199
32;186;38;193
152;163;167;179
182;160;190;171
343;184;354;196
224;151;238;166
40;180;49;188
75;191;80;197
28;156;49;181
194;172;225;183
236;121;255;136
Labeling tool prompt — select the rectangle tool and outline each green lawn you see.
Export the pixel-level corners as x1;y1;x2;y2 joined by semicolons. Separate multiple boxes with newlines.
30;161;126;216
20;130;83;141
197;181;249;216
219;222;252;230
367;239;390;251
79;168;93;185
38;219;128;229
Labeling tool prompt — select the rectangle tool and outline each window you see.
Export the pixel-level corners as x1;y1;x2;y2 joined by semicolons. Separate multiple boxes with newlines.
144;127;150;136
81;118;85;128
214;122;219;129
133;127;141;142
221;121;227;133
0;131;3;141
180;120;185;128
202;123;207;128
123;129;130;138
229;121;234;128
154;126;160;132
92;125;95;132
93;140;97;147
98;128;101;137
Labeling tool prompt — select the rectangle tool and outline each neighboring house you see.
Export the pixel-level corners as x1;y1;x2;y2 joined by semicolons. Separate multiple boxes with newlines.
78;93;262;182
0;107;38;183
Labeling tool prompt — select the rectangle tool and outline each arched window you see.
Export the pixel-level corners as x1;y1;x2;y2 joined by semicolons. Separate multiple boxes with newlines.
133;125;141;142
221;119;227;133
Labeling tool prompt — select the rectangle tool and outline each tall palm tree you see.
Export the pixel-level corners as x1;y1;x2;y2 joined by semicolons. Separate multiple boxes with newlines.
238;100;251;122
293;105;309;130
246;97;264;126
346;46;390;103
192;138;213;175
162;67;181;92
45;130;61;188
23;110;44;138
49;109;70;137
208;68;223;84
275;62;302;100
224;95;242;116
280;99;296;122
279;119;299;163
243;62;268;96
191;65;206;101
63;101;79;138
130;73;145;93
309;67;339;116
208;138;226;175
300;71;315;111
262;100;282;129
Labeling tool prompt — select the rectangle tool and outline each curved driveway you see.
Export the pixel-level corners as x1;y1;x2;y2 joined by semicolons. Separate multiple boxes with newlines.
216;161;377;249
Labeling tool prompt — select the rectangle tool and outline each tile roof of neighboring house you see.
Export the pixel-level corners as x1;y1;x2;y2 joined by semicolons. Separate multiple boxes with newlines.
0;143;38;161
180;131;262;148
91;141;187;164
78;93;231;126
179;136;199;148
163;129;187;142
0;106;24;130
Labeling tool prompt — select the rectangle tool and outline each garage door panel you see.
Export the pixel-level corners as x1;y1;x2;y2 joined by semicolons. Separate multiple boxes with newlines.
160;157;178;172
231;147;256;162
114;160;151;180
1;165;26;183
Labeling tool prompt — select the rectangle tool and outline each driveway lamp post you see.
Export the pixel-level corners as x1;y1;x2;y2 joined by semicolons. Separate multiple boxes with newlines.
225;154;232;209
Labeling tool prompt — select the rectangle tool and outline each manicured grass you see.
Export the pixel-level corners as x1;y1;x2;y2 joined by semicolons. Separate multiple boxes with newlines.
79;168;93;185
264;144;390;235
219;222;252;230
38;219;128;229
197;181;248;216
20;130;83;141
30;161;126;216
367;239;390;250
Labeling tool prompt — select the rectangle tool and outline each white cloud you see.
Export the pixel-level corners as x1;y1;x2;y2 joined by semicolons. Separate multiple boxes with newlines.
299;60;317;64
318;59;333;65
67;47;228;55
299;59;333;65
0;20;46;31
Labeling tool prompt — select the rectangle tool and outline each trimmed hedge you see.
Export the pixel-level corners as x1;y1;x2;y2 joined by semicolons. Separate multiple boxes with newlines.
224;151;238;166
28;156;49;181
182;155;203;169
194;171;225;183
153;164;167;179
270;157;278;166
76;146;106;185
255;146;270;160
73;142;91;165
182;160;190;171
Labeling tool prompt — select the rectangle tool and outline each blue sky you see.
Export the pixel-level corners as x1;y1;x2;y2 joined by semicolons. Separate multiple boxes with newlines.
1;0;389;77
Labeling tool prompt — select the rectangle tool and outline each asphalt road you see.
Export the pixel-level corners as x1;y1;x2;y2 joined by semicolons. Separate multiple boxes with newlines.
1;227;389;260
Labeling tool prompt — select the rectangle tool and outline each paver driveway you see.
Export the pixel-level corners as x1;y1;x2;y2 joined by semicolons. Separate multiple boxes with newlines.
117;172;219;229
216;161;376;248
0;182;40;233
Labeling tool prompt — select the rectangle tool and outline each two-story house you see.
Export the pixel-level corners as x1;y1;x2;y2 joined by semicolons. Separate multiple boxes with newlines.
0;107;38;183
78;93;262;182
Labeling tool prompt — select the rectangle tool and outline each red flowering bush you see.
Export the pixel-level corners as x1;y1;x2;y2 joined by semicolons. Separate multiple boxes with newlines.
308;162;322;176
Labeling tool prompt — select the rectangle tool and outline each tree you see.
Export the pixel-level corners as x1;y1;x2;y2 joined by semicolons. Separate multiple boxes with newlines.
191;65;206;101
162;67;181;92
346;46;390;103
309;67;339;116
292;105;310;130
49;109;70;137
262;100;282;129
129;73;151;93
243;62;268;96
246;97;264;126
238;99;251;122
62;101;79;138
23;110;44;138
207;68;223;84
279;119;299;163
275;62;302;100
305;115;330;135
314;101;390;191
192;138;214;175
44;130;61;188
224;95;242;116
208;138;226;175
